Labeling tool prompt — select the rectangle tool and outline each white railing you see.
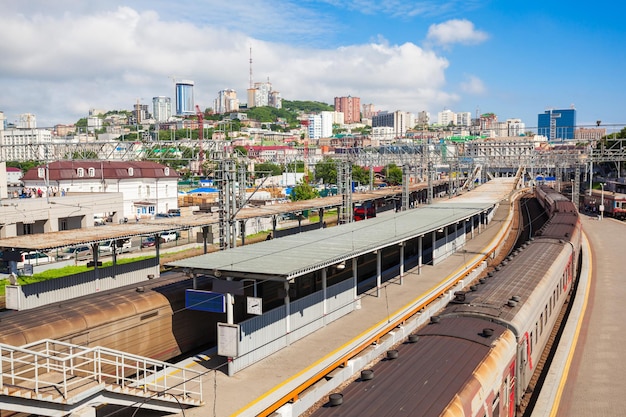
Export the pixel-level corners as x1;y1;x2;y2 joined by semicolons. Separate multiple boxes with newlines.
0;339;203;404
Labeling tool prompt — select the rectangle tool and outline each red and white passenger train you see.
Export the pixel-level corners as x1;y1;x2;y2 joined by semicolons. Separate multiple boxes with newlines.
312;185;582;417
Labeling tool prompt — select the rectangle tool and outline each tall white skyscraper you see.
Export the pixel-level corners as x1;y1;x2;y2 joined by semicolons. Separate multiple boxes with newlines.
152;96;172;122
308;112;333;140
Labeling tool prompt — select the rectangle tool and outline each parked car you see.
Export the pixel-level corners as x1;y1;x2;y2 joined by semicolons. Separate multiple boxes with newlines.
99;239;132;254
94;215;106;226
167;208;181;217
57;245;92;261
141;237;156;248
156;212;174;218
17;251;55;269
160;232;178;243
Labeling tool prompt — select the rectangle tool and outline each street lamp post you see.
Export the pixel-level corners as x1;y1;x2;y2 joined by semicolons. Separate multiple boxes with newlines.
600;183;605;220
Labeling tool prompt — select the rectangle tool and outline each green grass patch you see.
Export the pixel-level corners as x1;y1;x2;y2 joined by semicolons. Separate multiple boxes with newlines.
0;255;154;296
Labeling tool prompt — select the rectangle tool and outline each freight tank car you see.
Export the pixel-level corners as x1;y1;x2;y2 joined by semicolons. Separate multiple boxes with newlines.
0;273;216;362
312;186;581;417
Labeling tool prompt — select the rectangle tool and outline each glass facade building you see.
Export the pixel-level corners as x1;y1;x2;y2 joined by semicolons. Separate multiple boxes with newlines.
537;108;576;141
175;80;194;115
152;96;172;122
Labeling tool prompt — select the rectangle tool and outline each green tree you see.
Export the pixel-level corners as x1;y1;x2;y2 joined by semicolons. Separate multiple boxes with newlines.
286;160;305;173
7;160;40;173
384;164;403;185
314;159;337;184
282;100;334;113
254;162;283;177
352;165;370;187
290;180;319;201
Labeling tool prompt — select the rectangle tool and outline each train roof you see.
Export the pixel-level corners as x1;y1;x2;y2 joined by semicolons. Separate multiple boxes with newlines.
169;178;518;281
311;317;511;416
442;238;571;334
0;272;207;346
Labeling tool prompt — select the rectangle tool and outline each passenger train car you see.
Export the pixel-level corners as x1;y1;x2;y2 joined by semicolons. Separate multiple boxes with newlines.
313;185;582;417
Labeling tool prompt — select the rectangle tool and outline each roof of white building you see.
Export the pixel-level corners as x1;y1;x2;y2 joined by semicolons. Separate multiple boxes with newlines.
22;160;178;181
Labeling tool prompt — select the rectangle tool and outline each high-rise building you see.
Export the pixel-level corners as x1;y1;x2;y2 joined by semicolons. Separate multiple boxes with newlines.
214;89;240;114
437;109;456;126
133;103;150;124
372;110;414;138
417;111;430;126
0;128;52;161
456;112;472;127
18;113;37;129
175;80;195;115
247;81;281;109
538;107;576;140
0;111;6;131
362;103;377;119
334;96;361;124
152;96;172;122
308;112;334;140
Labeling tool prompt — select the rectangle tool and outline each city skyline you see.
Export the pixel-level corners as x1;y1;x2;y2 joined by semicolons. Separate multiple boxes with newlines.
1;1;624;128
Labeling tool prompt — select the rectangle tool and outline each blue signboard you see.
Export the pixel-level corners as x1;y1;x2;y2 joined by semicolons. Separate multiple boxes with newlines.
185;290;226;313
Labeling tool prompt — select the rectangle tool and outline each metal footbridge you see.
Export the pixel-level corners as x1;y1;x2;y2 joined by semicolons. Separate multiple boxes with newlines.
0;339;203;416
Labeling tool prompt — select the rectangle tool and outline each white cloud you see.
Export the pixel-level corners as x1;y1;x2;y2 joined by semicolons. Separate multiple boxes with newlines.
460;75;486;95
0;4;462;126
426;19;488;47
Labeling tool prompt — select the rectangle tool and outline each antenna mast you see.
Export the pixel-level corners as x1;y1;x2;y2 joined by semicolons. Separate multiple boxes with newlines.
249;46;253;89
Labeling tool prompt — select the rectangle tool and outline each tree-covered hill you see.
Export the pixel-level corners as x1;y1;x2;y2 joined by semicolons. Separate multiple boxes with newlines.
282;100;334;113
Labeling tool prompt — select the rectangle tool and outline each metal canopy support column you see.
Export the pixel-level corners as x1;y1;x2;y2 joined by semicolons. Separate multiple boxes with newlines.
91;243;100;292
399;242;405;285
284;281;291;335
322;268;327;315
352;258;358;300
201;225;210;254
239;219;246;246
418;235;423;275
431;230;436;264
376;250;381;297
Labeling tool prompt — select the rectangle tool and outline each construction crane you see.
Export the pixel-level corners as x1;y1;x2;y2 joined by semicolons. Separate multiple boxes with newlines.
195;105;204;176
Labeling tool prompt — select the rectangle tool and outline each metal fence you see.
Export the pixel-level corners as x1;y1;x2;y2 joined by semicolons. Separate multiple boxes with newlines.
5;258;159;310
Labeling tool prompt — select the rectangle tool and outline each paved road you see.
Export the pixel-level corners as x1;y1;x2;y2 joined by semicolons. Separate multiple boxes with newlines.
556;215;626;416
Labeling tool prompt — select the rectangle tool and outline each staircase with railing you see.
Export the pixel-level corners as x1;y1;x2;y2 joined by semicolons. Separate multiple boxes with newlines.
0;339;203;416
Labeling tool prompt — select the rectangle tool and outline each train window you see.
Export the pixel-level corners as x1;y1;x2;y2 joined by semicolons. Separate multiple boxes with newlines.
540;313;544;334
545;306;548;324
530;331;534;351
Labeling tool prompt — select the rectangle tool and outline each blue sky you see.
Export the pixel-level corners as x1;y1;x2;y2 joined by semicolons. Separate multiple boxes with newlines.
1;0;624;130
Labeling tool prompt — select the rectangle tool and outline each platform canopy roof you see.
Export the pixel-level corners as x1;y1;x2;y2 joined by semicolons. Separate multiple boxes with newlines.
168;178;518;281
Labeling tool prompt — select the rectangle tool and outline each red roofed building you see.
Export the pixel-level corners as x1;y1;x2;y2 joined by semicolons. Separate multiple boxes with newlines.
22;161;179;219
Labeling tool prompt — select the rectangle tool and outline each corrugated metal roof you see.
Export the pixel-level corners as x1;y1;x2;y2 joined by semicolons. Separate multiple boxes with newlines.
0;181;450;251
169;178;517;280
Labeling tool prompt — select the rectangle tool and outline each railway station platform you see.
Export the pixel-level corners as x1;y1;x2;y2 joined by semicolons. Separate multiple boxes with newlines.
532;214;626;417
169;187;520;417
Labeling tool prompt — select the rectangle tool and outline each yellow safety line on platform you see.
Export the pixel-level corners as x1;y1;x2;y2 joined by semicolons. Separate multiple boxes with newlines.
549;233;592;417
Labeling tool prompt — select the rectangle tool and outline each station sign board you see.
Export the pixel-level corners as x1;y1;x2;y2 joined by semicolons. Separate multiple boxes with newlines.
185;289;226;313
